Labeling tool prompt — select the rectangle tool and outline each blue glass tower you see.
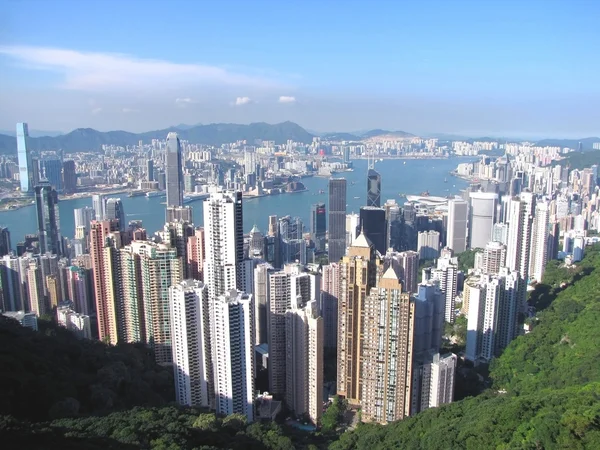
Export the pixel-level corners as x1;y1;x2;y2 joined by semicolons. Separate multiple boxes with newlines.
16;123;33;193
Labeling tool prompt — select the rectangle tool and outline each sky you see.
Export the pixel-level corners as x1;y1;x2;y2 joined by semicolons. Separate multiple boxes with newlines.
0;0;599;138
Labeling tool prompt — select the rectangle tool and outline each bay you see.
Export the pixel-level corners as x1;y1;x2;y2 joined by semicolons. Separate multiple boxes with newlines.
0;158;472;249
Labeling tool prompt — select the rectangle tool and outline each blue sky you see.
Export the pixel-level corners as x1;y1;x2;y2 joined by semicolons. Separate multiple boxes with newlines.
0;0;599;137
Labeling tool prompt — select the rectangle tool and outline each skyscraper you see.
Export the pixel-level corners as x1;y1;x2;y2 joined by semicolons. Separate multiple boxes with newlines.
40;159;63;192
62;160;77;194
211;289;255;422
320;262;340;349
74;207;96;234
203;191;244;301
468;192;499;249
105;198;126;232
138;242;183;365
147;159;154;182
170;280;212;408
311;203;326;252
529;201;550;283
359;206;387;254
0;227;11;257
366;168;381;207
328;178;347;263
446;199;468;253
166;132;184;207
360;267;414;423
16;123;33;193
92;194;106;221
187;227;205;281
90;219;122;344
35;183;62;256
285;299;323;425
383;250;419;294
337;232;381;403
166;206;193;223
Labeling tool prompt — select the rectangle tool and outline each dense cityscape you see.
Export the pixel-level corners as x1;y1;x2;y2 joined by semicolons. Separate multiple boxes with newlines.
1;119;600;435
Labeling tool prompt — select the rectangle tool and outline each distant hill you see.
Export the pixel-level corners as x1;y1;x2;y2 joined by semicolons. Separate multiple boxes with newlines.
0;129;64;138
0;121;314;154
361;129;414;138
553;150;600;170
536;137;600;151
321;132;362;141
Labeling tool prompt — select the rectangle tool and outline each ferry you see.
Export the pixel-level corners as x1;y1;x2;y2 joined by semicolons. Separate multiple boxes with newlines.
146;191;166;198
128;190;146;197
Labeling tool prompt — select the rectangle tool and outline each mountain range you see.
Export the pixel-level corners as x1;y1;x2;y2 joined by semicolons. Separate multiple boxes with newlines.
0;121;597;154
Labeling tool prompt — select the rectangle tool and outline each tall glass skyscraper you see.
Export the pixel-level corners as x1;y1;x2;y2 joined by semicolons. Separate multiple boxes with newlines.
35;183;62;255
16;123;33;193
166;132;184;207
105;198;126;232
367;168;381;207
328;178;347;263
311;203;326;252
40;159;63;192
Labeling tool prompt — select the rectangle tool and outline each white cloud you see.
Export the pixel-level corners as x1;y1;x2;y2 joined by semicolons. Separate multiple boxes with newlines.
235;96;252;106
122;108;139;113
0;45;279;91
91;107;102;114
278;95;296;104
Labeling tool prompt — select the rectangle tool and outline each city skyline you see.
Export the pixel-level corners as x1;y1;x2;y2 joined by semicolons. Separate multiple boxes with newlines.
1;1;599;137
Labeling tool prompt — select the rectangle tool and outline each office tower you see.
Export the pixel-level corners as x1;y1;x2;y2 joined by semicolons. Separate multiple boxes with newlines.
285;299;323;425
147;159;154;181
248;225;266;259
420;353;457;409
16;123;33;193
412;283;444;359
360;267;414;423
383;250;419;294
465;268;520;363
138;242;183;364
506;192;535;310
431;256;458;324
166;205;193;223
105;198;126;232
530;201;550;283
359;206;387;254
35;183;62;256
211;290;255;422
547;221;559;261
203;191;243;301
187;228;205;281
468;192;498;249
26;260;45;316
345;213;360;247
384;199;402;251
0;255;23;311
366;168;381;207
92;194;106;221
160;221;194;278
279;216;305;264
483;241;506;274
244;149;257;175
253;262;273;345
417;230;440;260
89;219;121;344
67;265;91;315
166;132;184;207
0;227;10;257
492;223;509;245
56;306;92;339
40;159;63;192
266;215;281;269
320;263;340;349
74;207;96;234
311;203;326;252
328;178;347;263
170;280;212;408
446;199;468;253
337;233;381;403
46;274;62;309
62;160;77;194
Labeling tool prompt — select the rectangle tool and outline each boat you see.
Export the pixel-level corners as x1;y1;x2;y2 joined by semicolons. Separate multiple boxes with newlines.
146;191;165;198
354;196;360;199
444;178;448;183
128;190;146;197
403;161;406;165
